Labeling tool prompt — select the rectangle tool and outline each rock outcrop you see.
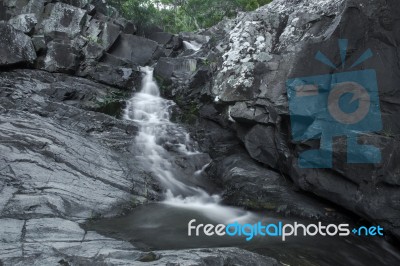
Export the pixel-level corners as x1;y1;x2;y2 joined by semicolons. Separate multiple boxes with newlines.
160;0;400;240
0;22;36;66
2;0;400;264
0;0;285;265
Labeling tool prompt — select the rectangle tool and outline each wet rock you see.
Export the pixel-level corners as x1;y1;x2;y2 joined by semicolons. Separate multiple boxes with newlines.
155;57;198;85
8;13;37;34
180;32;210;44
0;21;36;66
208;153;342;220
0;70;160;221
0;217;281;265
85;63;140;90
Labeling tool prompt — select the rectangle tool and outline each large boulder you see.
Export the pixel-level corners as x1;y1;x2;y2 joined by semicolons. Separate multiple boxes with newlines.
155;57;198;85
109;34;160;66
85;63;141;90
207;153;346;220
0;21;36;66
40;2;87;39
39;40;79;73
8;13;37;34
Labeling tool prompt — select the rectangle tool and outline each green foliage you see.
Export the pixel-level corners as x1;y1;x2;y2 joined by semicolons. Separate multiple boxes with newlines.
94;90;130;118
108;0;272;33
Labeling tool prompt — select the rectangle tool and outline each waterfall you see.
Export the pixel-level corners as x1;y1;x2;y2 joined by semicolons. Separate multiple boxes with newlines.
183;40;202;51
123;67;252;222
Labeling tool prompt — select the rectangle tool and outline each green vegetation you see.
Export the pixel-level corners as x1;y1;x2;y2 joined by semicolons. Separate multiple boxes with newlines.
108;0;272;33
95;90;130;118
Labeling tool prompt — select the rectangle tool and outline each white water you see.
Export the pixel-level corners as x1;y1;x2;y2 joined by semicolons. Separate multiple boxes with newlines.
183;40;202;51
124;67;253;222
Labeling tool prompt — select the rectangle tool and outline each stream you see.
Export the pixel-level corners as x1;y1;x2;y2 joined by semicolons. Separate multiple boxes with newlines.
87;67;400;266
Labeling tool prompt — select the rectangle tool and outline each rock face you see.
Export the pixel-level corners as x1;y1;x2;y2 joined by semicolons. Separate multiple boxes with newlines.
161;0;400;239
1;0;400;264
0;22;36;66
109;34;161;66
0;0;286;265
8;13;37;34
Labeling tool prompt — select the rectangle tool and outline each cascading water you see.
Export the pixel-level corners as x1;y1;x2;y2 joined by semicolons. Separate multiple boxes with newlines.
87;67;400;265
183;40;202;51
124;66;251;222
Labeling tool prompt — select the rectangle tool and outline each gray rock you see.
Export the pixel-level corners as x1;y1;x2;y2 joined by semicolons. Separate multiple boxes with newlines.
84;17;103;41
243;124;280;169
99;21;121;50
148;31;182;50
0;1;10;21
82;41;104;61
174;0;400;240
2;0;46;19
40;40;79;73
20;0;46;17
180;32;210;44
0;217;281;265
109;34;160;66
85;63;140;90
147;32;174;45
207;153;345;220
31;34;46;53
230;102;271;125
0;70;159;222
0;21;36;66
40;2;87;39
8;13;37;34
155;57;198;84
59;0;90;8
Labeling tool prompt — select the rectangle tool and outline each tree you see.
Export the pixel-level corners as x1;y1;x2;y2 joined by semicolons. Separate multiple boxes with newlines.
109;0;273;33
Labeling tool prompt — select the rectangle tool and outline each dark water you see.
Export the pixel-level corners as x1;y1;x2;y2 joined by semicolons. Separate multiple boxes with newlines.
86;203;400;266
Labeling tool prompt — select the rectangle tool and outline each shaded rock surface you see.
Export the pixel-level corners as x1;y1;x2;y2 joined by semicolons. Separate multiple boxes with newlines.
0;0;287;265
158;0;400;240
0;22;36;66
